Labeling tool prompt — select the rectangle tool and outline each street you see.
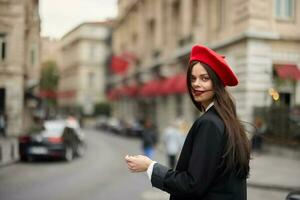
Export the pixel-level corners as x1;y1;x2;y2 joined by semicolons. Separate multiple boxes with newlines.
0;129;151;200
0;128;294;200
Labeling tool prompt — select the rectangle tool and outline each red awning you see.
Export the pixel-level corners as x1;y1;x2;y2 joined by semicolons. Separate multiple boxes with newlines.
161;74;187;95
139;79;164;97
57;90;76;99
119;85;139;97
110;55;129;74
38;90;56;98
161;76;178;95
106;88;119;101
275;64;300;80
39;90;77;99
174;74;187;94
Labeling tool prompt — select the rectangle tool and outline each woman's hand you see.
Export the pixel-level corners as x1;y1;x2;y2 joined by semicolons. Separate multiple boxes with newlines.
125;155;153;172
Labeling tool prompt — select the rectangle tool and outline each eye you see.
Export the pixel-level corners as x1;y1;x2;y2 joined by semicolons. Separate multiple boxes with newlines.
191;76;196;82
201;76;210;81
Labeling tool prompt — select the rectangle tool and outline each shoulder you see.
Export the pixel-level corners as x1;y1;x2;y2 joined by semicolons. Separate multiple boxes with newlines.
194;107;225;135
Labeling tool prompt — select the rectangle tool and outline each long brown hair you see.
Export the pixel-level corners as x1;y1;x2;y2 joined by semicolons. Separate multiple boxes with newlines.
187;61;250;178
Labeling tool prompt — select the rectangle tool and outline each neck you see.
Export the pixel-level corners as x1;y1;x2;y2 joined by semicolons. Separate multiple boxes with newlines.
202;101;214;111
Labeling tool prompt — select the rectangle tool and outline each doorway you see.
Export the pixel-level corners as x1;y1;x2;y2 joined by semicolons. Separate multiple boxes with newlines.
0;88;5;112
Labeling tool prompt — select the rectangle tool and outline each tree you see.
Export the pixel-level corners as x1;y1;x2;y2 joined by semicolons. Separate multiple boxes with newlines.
40;60;59;91
40;60;60;114
94;102;111;116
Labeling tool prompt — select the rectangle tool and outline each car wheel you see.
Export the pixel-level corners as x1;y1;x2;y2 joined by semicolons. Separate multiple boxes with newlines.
27;155;34;162
64;146;74;162
20;155;28;162
76;143;85;157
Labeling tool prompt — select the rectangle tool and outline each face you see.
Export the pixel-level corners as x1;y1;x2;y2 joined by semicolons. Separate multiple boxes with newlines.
190;63;215;109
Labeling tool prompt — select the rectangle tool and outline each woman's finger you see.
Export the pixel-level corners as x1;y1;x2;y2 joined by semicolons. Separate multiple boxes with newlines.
128;163;134;168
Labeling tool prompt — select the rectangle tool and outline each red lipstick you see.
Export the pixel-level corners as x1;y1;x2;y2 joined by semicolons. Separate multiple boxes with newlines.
192;89;212;96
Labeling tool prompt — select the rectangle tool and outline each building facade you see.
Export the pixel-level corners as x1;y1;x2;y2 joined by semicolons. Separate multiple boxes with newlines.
59;22;112;115
41;37;62;65
110;0;300;132
0;0;41;136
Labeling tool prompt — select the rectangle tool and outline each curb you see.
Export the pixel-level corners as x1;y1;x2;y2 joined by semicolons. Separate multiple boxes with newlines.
141;183;299;200
0;137;19;168
0;160;19;168
247;182;300;192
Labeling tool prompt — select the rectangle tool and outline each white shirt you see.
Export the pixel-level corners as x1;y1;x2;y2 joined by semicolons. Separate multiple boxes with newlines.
147;102;215;180
205;102;214;112
163;126;182;155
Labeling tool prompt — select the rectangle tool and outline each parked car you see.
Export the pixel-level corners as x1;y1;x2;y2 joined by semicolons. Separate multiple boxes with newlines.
19;119;85;162
125;119;143;137
95;115;108;130
286;191;300;200
107;117;124;134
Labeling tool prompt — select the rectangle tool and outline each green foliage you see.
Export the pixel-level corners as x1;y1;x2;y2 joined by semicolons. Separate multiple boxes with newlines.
26;123;44;135
94;102;111;116
40;60;60;107
40;60;59;90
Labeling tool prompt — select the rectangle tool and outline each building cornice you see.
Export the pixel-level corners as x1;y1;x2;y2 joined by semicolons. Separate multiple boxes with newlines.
61;36;108;49
0;66;24;76
175;30;300;58
61;21;113;40
114;0;139;29
111;30;300;85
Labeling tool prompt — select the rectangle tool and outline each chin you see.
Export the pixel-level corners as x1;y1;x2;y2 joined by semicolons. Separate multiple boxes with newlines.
193;95;212;104
193;96;204;103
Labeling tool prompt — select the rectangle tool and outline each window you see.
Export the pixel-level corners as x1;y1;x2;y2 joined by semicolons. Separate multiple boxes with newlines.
88;72;95;87
278;92;291;106
192;0;199;26
217;0;226;30
172;0;181;45
275;0;294;20
30;43;38;66
147;19;155;56
33;2;39;21
0;88;5;113
175;94;183;116
31;49;35;66
0;34;6;61
90;44;96;60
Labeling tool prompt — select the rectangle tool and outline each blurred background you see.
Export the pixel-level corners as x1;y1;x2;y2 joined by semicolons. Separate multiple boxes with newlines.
0;0;300;200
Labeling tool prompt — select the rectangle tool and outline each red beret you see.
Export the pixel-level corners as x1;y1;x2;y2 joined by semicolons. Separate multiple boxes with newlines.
189;45;238;86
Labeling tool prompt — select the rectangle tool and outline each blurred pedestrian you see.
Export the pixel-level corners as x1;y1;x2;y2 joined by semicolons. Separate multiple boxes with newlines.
66;114;80;130
163;121;182;168
140;118;158;159
176;118;190;147
125;45;250;200
252;117;267;152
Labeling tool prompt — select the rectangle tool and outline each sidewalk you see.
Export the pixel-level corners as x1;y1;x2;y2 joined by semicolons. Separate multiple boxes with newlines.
0;137;19;167
248;152;300;191
141;145;300;200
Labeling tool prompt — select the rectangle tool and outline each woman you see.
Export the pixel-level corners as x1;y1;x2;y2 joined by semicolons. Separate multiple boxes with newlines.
125;45;250;200
141;118;158;159
162;120;183;168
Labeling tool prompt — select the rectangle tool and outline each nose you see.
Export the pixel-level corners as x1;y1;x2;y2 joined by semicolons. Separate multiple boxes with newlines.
192;78;202;89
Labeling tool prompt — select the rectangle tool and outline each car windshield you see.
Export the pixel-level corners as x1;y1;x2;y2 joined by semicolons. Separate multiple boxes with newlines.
44;121;65;132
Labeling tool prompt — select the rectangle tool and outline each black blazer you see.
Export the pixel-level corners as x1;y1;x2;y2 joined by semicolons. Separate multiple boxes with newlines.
151;106;247;200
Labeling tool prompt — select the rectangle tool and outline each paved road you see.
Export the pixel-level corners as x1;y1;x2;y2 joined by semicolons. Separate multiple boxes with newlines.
0;128;294;200
0;129;150;200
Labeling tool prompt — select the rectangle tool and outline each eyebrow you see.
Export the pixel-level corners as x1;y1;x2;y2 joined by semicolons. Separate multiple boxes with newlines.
191;73;209;76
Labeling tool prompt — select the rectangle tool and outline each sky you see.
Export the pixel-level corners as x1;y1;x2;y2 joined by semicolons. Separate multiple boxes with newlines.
40;0;118;39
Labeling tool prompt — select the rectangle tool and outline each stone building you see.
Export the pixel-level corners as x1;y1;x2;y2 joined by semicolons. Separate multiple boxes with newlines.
58;22;112;115
0;0;41;136
110;0;300;132
41;37;62;65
